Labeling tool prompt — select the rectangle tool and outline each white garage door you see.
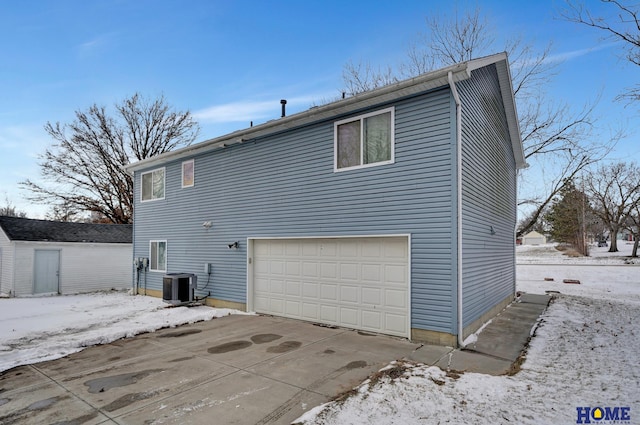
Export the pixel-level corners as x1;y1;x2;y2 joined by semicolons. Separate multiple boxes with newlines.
252;236;409;337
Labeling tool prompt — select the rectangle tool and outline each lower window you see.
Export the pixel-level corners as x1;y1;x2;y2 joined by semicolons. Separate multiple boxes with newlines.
150;240;167;272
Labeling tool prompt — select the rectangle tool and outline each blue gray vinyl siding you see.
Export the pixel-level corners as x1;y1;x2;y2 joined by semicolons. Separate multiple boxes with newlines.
133;87;458;334
458;64;517;328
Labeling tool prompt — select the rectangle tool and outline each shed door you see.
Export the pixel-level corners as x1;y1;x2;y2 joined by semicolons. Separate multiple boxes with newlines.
34;250;60;294
252;237;409;337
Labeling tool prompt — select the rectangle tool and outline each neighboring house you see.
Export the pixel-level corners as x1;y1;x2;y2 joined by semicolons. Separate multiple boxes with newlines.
522;231;547;246
0;216;132;297
125;52;526;346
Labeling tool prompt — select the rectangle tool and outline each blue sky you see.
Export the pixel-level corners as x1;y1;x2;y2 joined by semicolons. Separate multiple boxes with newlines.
1;0;638;218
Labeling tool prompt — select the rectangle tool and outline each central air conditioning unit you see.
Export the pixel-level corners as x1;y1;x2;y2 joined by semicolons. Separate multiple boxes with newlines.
162;273;197;305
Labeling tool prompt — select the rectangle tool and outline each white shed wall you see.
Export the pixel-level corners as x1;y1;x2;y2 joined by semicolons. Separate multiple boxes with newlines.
11;241;132;296
59;243;132;294
0;230;13;295
13;243;35;296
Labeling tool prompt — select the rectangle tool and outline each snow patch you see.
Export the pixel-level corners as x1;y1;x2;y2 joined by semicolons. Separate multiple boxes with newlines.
0;292;246;372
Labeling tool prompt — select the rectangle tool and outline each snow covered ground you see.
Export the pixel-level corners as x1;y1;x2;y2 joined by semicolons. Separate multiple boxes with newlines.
0;292;244;372
0;242;638;424
296;242;640;425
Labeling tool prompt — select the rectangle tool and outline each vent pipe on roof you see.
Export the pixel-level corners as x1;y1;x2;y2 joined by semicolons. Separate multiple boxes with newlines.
280;99;287;117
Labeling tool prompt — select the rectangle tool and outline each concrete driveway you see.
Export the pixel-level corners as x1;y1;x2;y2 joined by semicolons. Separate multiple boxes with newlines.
0;314;433;424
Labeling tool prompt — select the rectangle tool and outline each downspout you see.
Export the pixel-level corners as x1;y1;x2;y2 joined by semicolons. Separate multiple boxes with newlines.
448;71;464;348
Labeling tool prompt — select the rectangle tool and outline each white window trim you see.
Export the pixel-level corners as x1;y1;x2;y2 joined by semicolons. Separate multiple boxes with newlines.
333;106;395;172
149;240;167;272
181;159;194;188
141;167;166;202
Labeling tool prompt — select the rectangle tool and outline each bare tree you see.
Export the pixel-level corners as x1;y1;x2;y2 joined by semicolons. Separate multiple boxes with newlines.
342;7;614;238
0;195;28;218
561;0;640;101
343;61;398;97
45;201;87;223
583;161;640;252
21;93;199;224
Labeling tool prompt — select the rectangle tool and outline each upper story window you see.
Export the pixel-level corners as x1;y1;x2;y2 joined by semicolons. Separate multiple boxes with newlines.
334;107;395;171
182;159;194;188
141;168;165;201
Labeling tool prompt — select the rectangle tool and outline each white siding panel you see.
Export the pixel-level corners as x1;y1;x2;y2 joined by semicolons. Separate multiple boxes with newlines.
13;243;34;296
0;230;14;295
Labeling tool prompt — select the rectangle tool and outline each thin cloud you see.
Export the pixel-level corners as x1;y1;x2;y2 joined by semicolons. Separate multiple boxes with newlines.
77;32;118;53
193;94;327;123
514;41;621;69
544;41;620;65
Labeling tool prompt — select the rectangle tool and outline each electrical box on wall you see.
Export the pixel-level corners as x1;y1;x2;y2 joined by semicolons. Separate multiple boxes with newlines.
134;257;149;270
204;263;211;274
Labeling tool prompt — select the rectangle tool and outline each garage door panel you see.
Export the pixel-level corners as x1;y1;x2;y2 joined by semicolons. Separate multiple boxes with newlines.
253;237;409;338
362;310;382;330
320;263;338;278
340;285;359;303
302;303;318;319
285;300;300;316
339;241;358;258
362;287;381;305
286;281;300;296
255;277;270;292
340;308;358;326
361;264;382;282
269;298;284;314
386;313;408;334
270;240;285;255
385;240;407;258
384;264;407;284
285;261;300;276
340;263;358;280
321;305;338;322
270;260;284;275
302;282;318;298
270;279;284;294
320;283;337;301
385;289;407;308
302;262;318;277
361;240;382;257
302;241;318;257
255;296;269;311
320;241;338;257
255;259;270;274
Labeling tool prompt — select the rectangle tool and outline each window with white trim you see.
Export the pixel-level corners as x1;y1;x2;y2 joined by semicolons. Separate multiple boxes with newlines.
149;240;167;272
141;168;165;201
182;159;194;188
334;107;394;171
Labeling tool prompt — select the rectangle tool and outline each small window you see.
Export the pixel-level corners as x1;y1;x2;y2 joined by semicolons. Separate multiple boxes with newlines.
335;107;394;171
149;240;167;272
141;168;165;201
182;160;194;188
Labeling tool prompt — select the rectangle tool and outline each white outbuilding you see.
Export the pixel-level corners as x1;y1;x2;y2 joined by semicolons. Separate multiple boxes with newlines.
521;230;547;246
0;216;132;297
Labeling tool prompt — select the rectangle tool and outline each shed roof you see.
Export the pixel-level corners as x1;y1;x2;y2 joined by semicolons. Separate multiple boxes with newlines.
0;216;132;243
125;52;526;173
